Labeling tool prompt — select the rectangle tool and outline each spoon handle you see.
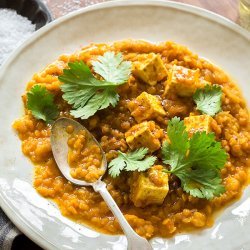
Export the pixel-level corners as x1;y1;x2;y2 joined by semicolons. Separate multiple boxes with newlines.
93;180;153;250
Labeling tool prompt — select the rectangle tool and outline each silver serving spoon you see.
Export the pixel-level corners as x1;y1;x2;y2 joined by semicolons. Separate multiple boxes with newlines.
51;117;152;250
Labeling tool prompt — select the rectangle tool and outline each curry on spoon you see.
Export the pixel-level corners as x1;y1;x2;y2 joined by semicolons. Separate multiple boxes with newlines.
51;117;152;250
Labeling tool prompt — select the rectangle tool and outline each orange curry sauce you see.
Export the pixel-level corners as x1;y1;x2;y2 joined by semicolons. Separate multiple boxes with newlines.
13;40;250;238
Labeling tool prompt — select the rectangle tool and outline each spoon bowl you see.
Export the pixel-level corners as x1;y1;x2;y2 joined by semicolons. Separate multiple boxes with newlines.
51;117;153;250
51;117;106;186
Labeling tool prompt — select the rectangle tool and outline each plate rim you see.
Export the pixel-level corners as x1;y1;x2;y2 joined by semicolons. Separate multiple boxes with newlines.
0;1;249;249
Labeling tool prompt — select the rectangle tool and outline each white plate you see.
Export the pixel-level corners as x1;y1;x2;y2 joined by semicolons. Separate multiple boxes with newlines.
0;1;249;249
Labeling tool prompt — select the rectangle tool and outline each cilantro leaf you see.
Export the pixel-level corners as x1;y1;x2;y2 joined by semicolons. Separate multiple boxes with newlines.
167;117;189;155
188;132;227;170
165;117;188;164
193;85;222;116
108;148;156;178
92;52;131;84
69;88;119;119
181;168;225;200
162;117;227;200
163;117;189;169
27;85;59;124
59;61;116;87
59;52;131;120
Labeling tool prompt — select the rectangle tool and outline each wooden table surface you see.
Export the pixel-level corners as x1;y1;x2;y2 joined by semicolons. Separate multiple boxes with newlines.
45;0;240;22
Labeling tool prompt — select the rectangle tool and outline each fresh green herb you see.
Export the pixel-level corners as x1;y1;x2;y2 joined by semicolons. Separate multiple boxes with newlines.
59;52;131;119
108;148;156;178
193;85;222;116
162;117;227;200
27;85;59;124
92;52;131;84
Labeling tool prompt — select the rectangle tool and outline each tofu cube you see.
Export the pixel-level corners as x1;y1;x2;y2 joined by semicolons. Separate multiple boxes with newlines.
165;65;209;97
130;166;169;207
133;53;168;85
184;115;214;136
125;121;163;152
128;92;166;122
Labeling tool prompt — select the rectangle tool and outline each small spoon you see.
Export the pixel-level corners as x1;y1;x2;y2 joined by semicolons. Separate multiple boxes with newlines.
51;117;152;250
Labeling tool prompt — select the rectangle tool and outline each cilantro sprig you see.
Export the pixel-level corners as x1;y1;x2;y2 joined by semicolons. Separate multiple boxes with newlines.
59;52;131;119
27;85;59;124
108;148;156;178
193;85;222;116
162;117;227;200
92;52;131;84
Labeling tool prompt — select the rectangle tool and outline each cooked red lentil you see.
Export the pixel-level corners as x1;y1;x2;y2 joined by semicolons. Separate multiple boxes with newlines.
67;128;104;183
13;40;250;238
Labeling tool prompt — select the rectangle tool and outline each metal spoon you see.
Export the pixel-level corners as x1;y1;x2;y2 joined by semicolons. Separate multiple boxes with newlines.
51;117;152;250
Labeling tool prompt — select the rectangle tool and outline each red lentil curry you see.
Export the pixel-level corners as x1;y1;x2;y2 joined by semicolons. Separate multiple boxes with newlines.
67;128;104;183
13;40;250;238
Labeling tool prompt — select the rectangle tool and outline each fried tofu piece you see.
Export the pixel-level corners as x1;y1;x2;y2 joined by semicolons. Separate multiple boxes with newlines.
128;92;166;122
133;53;168;85
165;65;210;97
184;115;214;136
130;166;169;207
125;121;163;152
